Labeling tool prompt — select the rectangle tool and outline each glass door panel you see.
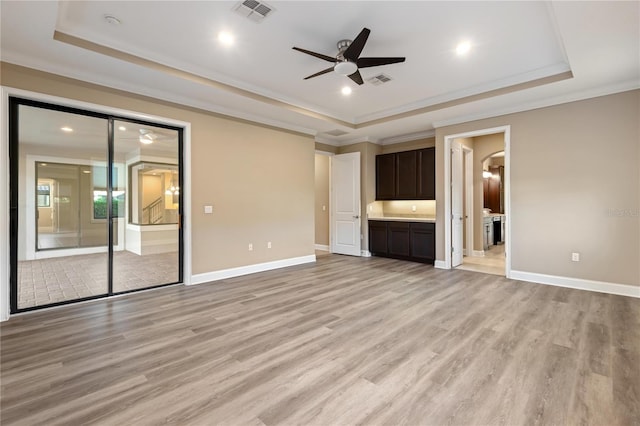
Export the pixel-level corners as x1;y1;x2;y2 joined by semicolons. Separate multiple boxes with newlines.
16;104;109;310
112;120;181;293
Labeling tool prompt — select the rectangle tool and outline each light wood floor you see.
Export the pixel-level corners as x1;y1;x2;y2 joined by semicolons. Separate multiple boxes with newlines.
1;254;639;425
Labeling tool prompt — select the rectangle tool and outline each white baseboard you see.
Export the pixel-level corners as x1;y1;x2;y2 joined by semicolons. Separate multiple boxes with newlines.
361;250;372;257
314;244;329;251
434;260;447;269
190;255;316;285
472;250;485;257
510;270;640;299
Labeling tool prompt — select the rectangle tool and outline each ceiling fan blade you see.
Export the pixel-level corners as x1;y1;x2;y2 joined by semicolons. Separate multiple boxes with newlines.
304;67;335;80
348;70;364;85
293;47;336;63
357;57;406;68
343;27;371;61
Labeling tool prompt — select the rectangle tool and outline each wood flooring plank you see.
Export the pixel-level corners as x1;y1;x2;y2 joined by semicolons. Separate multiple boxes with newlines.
1;254;639;425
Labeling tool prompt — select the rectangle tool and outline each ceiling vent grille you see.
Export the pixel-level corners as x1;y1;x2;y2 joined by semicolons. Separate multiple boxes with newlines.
234;0;275;22
368;74;393;86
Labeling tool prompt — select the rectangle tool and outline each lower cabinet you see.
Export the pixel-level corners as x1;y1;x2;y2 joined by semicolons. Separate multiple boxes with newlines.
368;220;435;264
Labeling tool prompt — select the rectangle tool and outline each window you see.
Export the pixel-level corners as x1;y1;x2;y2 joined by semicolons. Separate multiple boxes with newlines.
37;184;50;207
93;190;125;220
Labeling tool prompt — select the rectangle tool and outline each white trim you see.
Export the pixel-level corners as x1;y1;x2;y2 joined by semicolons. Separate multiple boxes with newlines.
472;250;486;257
462;146;474;261
190;255;316;285
361;250;372;257
1;86;192;321
315;244;329;251
510;270;640;299
443;125;511;278
0;91;9;321
379;130;436;146
434;260;447;269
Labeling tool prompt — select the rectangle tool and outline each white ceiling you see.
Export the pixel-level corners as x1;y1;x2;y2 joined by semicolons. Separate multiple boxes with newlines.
2;1;638;146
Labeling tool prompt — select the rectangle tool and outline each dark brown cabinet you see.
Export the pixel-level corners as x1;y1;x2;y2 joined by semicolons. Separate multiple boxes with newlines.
368;220;435;264
388;222;411;257
484;165;504;214
368;220;389;254
395;151;417;199
375;153;396;200
375;147;435;200
417;148;436;199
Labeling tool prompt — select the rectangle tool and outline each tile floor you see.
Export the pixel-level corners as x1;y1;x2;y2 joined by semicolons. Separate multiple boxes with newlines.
456;243;506;275
18;250;179;309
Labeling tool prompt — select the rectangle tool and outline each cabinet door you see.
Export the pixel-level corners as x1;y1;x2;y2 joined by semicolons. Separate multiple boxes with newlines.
376;154;396;200
395;151;417;199
417;148;435;200
388;222;411;257
368;221;388;255
410;222;435;262
487;166;502;214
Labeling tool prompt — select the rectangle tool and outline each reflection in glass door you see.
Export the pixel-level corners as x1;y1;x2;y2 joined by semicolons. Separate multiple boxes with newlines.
112;120;181;293
10;99;183;313
13;102;110;310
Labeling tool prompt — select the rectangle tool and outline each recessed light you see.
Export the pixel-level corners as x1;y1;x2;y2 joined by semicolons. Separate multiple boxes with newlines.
82;170;91;174
341;86;352;96
61;126;73;132
118;126;126;131
456;41;471;56
218;31;234;46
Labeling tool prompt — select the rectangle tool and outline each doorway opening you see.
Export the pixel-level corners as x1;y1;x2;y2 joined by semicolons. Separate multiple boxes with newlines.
444;126;510;277
9;97;185;313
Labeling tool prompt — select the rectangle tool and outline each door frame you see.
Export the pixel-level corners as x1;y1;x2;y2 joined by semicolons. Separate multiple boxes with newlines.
315;150;334;252
0;86;192;321
443;125;511;277
462;146;474;257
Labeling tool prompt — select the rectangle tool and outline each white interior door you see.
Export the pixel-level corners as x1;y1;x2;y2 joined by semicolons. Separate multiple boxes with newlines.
331;152;361;256
451;141;464;267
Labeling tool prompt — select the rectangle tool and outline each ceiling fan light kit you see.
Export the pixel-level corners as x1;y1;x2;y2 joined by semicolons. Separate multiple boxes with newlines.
293;27;405;86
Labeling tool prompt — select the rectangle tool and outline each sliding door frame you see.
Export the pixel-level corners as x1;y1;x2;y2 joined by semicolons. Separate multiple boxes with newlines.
2;87;191;317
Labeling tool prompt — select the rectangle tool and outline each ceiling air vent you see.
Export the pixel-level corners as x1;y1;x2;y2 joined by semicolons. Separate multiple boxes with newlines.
233;0;275;23
368;74;393;86
323;129;349;137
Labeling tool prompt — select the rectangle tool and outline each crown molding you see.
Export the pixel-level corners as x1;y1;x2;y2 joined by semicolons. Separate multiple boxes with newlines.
379;130;436;145
432;79;640;129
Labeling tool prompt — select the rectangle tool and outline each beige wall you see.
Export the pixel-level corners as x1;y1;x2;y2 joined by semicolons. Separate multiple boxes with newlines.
314;154;330;247
3;63;315;274
436;90;640;286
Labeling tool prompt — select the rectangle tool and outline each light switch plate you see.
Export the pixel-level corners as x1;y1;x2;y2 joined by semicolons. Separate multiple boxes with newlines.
204;205;213;214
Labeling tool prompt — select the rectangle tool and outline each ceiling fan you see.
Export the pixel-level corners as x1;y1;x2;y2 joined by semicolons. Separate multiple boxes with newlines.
293;27;405;85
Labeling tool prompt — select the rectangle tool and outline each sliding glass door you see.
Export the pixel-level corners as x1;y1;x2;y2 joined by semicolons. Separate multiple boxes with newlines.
112;119;181;293
9;98;183;312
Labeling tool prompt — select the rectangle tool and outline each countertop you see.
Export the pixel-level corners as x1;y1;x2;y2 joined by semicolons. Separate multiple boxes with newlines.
368;216;436;223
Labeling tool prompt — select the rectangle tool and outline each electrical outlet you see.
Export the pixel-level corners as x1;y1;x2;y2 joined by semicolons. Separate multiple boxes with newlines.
248;243;253;251
571;252;580;262
267;241;272;249
411;205;417;212
322;205;326;211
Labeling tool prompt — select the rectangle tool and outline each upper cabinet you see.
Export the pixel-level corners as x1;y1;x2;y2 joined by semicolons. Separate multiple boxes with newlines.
375;153;396;200
375;147;435;200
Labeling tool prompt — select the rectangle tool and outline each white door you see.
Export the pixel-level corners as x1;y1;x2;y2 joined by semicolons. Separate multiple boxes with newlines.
331;152;361;256
451;141;464;267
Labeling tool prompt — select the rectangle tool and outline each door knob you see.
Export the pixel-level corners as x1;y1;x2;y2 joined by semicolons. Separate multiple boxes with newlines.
353;215;360;219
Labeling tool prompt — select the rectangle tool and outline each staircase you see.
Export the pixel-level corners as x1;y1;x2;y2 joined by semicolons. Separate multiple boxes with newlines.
142;197;163;224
